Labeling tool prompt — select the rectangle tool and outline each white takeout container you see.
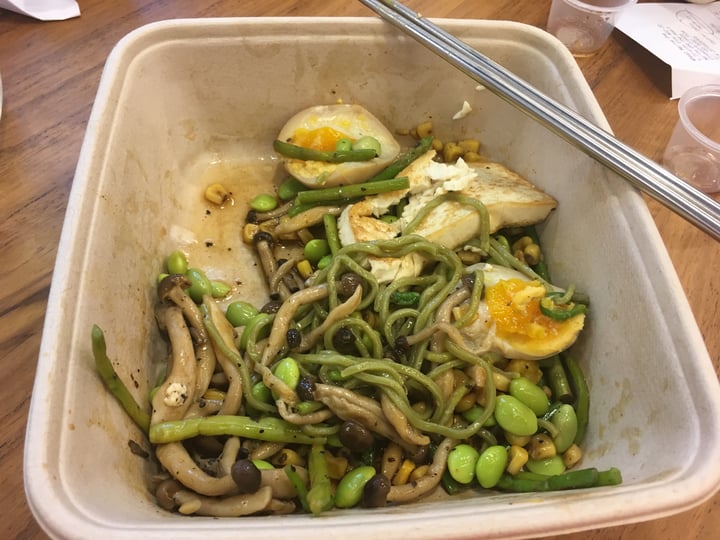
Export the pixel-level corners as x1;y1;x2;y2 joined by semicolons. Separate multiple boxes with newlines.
24;17;720;540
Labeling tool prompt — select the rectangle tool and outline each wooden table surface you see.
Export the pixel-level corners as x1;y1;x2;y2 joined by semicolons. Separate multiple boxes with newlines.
1;1;718;538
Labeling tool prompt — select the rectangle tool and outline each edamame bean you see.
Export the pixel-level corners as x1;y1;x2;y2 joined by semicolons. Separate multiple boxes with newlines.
226;301;259;327
462;405;496;427
335;138;353;152
251;381;272;404
447;444;480;484
186;268;212;303
551;404;578;452
273;357;300;391
250;193;278;212
475;445;508;489
166;250;188;275
526;455;566;476
494;394;538;436
278;176;307;201
210;280;231;298
304;239;330;263
509;377;550;416
335;465;376;508
317;254;332;270
352;135;382;155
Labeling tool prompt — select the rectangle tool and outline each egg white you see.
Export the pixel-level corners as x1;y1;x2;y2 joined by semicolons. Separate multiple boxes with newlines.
277;104;400;187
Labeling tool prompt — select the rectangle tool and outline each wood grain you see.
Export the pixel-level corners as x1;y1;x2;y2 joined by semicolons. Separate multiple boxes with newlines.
1;1;717;539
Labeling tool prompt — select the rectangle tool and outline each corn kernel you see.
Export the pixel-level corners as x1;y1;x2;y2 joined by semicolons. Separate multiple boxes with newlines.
242;223;259;244
523;243;542;266
512;236;533;251
410;464;429;482
202;388;226;401
205;183;230;206
505;432;531;447
415;121;434;139
271;448;306;468
325;453;349;480
455;391;478;413
395;128;410;136
462;151;484;163
442;141;463;163
392;459;417;486
296;259;313;279
528;433;557;460
562;444;583;469
505;359;543;384
457;139;481;154
506;445;529;475
431;138;444;152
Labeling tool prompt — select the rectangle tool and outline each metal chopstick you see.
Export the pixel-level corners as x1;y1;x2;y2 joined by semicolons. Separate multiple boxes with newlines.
357;0;720;241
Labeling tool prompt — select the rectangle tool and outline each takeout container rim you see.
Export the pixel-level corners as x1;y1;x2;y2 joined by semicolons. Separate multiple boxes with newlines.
24;15;720;540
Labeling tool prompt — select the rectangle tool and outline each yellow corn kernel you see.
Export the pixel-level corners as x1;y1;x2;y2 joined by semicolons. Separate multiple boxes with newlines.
462;151;484;163
512;235;533;252
457;139;481;154
523;243;542;266
296;259;313;279
242;223;259;244
395;128;411;136
409;464;429;482
506;445;529;475
431;138;444;152
562;444;583;469
492;371;511;392
325;453;349;480
392;459;417;486
457;249;483;265
528;433;557;460
205;183;230;206
505;359;543;384
442;141;463;163
504;432;531;447
271;448;306;468
415;121;434;139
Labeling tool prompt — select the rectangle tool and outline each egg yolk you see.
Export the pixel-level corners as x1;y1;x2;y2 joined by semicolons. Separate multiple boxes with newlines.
485;278;562;339
291;127;351;152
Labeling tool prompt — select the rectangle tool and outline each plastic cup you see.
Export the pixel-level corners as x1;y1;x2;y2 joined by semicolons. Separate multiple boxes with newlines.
663;84;720;194
546;0;637;57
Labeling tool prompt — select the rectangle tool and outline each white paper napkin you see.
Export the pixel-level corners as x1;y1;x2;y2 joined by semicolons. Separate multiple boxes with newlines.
0;0;80;20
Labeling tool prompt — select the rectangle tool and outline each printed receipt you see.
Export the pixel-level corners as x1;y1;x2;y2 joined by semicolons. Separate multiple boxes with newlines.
616;2;720;98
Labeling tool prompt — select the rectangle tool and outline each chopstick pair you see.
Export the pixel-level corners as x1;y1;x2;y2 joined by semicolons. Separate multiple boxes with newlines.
357;0;720;241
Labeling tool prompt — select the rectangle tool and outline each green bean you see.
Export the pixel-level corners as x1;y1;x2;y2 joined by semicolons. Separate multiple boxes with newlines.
542;355;573;403
545;467;598;490
148;415;325;445
91;325;150;432
335;465;376;508
441;469;469;496
202;306;276;413
367;136;433;182
284;464;310;512
273;139;378;163
597;467;623;486
564;354;590;445
497;467;615;492
295;177;409;206
295;400;325;415
323;213;342;255
306;444;335;515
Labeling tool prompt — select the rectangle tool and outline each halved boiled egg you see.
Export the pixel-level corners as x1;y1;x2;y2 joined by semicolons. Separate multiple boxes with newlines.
458;264;585;361
276;104;401;187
